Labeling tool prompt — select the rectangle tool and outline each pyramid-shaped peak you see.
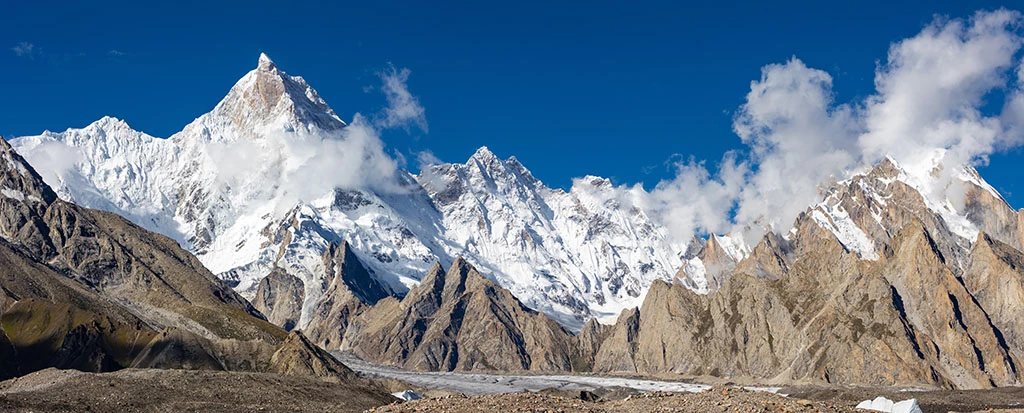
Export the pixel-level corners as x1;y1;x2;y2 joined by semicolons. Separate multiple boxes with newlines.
174;53;346;142
257;53;277;72
470;146;499;163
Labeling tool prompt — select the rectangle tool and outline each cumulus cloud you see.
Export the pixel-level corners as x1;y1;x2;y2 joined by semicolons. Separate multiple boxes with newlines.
378;65;429;133
623;9;1024;248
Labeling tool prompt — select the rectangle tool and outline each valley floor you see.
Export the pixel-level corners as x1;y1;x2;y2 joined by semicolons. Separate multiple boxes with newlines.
2;364;1024;412
333;351;766;395
340;352;1024;413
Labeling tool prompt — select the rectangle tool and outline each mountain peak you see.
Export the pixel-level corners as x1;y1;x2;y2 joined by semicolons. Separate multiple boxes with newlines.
88;116;132;131
470;146;499;163
175;54;346;142
257;53;277;72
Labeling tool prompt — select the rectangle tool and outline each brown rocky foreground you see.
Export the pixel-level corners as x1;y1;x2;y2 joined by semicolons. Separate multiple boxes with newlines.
3;368;1024;412
368;385;1024;413
368;387;859;413
0;368;394;413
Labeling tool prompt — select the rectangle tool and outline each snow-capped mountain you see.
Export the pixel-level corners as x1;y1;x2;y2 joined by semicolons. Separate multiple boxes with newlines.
418;148;683;326
12;54;1018;333
11;54;686;330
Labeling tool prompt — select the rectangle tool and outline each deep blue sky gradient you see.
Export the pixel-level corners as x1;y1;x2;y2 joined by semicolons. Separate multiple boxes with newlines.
2;1;1022;204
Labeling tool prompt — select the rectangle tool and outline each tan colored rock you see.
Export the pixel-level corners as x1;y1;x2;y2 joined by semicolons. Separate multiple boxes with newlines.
0;137;282;344
269;331;359;383
343;258;576;372
572;317;612;371
131;327;225;371
253;268;305;331
677;234;738;291
591;308;640;373
304;241;389;349
591;216;1022;389
962;232;1024;363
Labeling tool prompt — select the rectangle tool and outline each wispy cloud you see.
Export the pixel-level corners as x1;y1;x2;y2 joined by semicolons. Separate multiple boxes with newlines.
11;42;36;58
107;49;126;56
378;65;428;133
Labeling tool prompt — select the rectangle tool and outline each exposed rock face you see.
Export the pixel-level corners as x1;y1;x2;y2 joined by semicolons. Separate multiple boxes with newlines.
962;232;1024;363
588;214;1022;388
342;258;576;372
0;138;367;385
591;308;641;373
0;138;280;344
571;318;612;372
304;241;389;349
269;331;360;383
254;269;305;331
130;327;226;371
1;298;156;375
573;157;1024;390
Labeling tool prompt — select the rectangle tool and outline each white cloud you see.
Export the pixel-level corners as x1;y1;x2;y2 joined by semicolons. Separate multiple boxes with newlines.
860;8;1024;168
607;9;1024;248
11;42;35;58
21;140;83;185
379;65;428;132
204;68;428;216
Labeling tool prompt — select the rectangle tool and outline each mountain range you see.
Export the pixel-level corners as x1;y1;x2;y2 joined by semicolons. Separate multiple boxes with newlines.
7;54;1024;390
11;54;685;331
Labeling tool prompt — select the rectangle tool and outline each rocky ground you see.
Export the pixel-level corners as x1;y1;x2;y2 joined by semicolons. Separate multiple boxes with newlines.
0;368;395;413
368;387;860;413
4;368;1024;413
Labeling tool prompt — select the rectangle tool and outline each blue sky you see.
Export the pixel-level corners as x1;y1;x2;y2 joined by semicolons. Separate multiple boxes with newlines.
3;1;1023;205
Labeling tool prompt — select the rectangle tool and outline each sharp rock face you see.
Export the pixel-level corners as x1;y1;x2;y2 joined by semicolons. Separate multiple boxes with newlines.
340;258;577;372
581;153;1024;389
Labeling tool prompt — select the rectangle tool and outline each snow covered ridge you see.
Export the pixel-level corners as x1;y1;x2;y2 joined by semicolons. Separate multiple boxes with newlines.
9;54;686;331
9;54;1013;331
803;152;1008;263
